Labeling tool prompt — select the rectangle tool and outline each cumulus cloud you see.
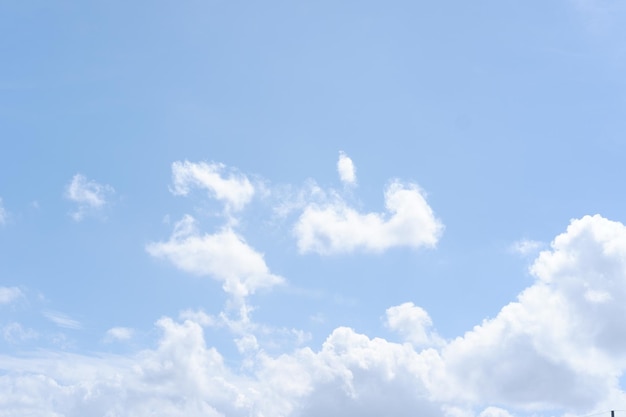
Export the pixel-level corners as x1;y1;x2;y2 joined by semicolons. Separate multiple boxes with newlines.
0;287;22;305
294;180;443;255
438;215;626;410
385;302;442;348
337;151;357;186
0;316;445;417
7;210;626;417
146;215;283;299
166;155;442;256
13;165;626;417
64;174;114;221
134;214;626;415
171;161;255;212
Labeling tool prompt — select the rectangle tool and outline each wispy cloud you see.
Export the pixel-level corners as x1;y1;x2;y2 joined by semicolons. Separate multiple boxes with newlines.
170;161;255;213
510;238;544;256
64;174;114;221
2;322;38;343
0;197;6;225
43;310;81;329
0;286;23;305
105;326;134;341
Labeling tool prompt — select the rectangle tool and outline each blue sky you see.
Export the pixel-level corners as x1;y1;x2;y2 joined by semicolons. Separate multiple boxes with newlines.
2;1;626;416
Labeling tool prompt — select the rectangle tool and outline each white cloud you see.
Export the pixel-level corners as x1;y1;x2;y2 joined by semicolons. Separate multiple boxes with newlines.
2;322;38;343
7;212;626;417
0;197;6;225
65;174;114;221
178;307;310;356
10;194;626;416
106;327;134;341
385;302;442;348
170;161;255;212
146;215;283;299
0;287;22;305
44;311;82;330
294;180;443;254
0;316;445;417
337;151;357;186
179;309;218;327
438;215;626;410
510;239;544;256
478;407;514;417
257;326;444;417
271;180;325;218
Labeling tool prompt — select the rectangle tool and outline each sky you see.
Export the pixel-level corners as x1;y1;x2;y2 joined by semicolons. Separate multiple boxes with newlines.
2;1;626;416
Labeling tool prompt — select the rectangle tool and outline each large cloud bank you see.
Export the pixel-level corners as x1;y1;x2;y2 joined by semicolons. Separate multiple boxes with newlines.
3;215;626;416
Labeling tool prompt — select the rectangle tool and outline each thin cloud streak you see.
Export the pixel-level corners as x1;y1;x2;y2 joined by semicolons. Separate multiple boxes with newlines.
43;310;82;330
0;198;6;225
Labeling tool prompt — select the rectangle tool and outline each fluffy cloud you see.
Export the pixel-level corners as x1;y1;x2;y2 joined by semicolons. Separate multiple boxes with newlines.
146;215;283;299
385;302;442;348
292;326;444;417
337;151;357;186
294;181;443;254
0;316;444;417
141;214;626;415
167;156;442;256
0;287;22;305
439;215;626;410
7;204;626;415
171;161;255;212
64;174;114;221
